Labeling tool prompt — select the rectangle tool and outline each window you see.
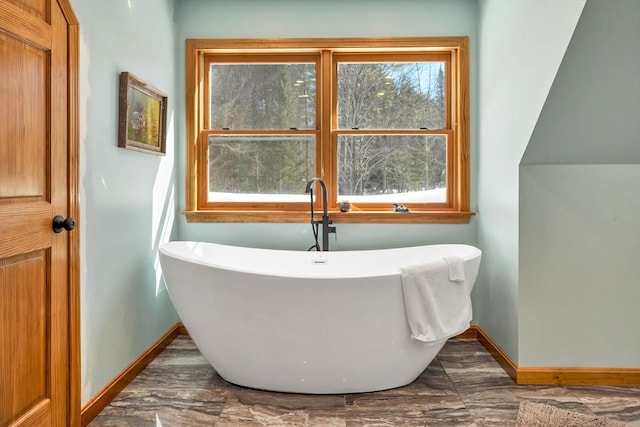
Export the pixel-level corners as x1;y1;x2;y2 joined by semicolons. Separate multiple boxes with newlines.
185;38;472;223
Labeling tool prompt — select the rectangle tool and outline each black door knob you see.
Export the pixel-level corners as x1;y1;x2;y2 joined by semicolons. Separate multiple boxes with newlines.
52;215;75;233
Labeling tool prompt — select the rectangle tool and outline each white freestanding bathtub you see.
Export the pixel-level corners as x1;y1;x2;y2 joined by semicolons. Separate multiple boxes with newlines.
158;241;481;394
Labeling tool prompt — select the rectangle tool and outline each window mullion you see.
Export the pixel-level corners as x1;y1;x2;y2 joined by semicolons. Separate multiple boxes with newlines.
320;49;336;210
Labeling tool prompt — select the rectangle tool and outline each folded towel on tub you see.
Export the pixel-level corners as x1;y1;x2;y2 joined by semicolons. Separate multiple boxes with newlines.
443;256;465;282
400;258;472;343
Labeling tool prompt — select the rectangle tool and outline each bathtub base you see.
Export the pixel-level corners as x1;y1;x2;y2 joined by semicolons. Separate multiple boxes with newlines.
218;374;431;395
197;335;449;395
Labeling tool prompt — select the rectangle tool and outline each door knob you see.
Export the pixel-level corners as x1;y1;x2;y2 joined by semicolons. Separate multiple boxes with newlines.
52;215;75;233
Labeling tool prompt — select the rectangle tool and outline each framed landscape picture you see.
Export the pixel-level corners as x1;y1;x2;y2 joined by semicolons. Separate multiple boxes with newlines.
118;72;167;155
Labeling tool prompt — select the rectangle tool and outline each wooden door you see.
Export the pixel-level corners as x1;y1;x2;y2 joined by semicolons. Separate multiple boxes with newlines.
0;0;79;425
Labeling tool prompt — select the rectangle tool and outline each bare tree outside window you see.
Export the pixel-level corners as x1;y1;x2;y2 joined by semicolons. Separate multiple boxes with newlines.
337;62;447;203
207;63;316;201
207;60;447;203
210;63;316;129
208;135;315;201
338;135;446;203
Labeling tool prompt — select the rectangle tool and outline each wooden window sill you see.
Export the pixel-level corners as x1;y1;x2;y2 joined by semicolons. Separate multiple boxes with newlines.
183;210;475;224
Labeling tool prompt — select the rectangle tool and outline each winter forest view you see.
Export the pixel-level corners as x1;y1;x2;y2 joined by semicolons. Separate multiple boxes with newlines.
207;60;447;203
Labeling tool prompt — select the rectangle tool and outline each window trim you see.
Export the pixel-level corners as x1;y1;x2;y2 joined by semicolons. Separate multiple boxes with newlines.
185;37;473;224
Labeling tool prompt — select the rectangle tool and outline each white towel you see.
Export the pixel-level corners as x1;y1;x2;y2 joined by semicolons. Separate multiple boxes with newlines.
443;256;465;282
400;259;472;343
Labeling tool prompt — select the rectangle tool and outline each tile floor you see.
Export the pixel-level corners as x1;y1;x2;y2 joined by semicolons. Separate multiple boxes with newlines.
89;336;640;426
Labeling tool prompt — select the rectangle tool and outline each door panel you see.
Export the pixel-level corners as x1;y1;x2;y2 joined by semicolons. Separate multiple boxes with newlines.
4;0;48;19
0;0;75;425
0;202;52;260
0;31;48;199
0;251;49;425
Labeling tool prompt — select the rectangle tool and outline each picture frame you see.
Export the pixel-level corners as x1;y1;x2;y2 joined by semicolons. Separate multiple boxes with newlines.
118;72;167;155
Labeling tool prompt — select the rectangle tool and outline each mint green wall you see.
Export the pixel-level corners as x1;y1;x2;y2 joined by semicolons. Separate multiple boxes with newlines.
476;0;585;363
520;165;640;367
522;0;640;166
174;0;479;251
519;0;640;367
73;0;179;404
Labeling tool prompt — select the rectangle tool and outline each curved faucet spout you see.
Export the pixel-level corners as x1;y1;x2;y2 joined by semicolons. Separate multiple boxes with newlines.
305;177;328;217
304;177;336;251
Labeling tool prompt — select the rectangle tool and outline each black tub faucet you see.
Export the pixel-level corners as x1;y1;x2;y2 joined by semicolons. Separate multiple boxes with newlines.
304;177;336;251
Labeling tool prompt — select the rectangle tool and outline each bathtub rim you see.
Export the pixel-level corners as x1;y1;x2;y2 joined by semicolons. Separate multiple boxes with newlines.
159;240;482;280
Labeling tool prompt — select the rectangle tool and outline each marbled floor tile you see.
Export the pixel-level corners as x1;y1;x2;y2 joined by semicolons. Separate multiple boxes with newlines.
437;340;495;365
216;388;346;426
399;360;459;396
506;384;581;400
163;335;197;349
90;408;221;427
446;367;590;424
567;385;640;401
351;359;459;399
464;397;599;427
345;394;469;426
460;398;520;427
149;347;209;366
444;370;519;399
587;402;640;427
568;386;640;426
88;414;160;427
417;407;479;427
439;357;510;371
89;336;640;426
446;367;581;401
88;388;225;426
129;364;229;391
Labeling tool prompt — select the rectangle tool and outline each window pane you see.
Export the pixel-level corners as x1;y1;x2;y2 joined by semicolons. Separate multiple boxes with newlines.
338;135;447;203
208;135;315;202
338;62;445;129
210;63;316;129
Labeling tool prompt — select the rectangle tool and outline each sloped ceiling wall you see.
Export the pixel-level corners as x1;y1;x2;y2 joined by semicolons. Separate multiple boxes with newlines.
521;0;640;166
519;0;640;367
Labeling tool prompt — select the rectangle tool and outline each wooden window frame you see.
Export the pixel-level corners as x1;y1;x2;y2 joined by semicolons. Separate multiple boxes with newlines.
184;37;473;224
